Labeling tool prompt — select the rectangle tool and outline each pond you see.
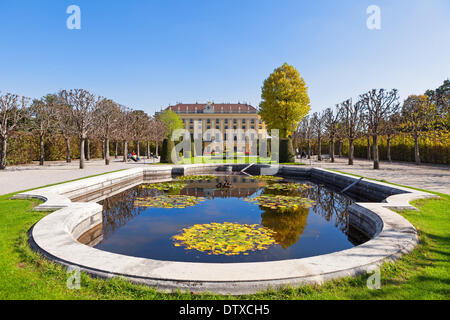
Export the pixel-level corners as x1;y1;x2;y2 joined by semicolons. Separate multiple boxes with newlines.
78;174;370;263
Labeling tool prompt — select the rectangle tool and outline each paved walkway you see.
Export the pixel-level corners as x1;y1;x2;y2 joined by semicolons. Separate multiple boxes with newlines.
0;158;158;195
300;157;450;195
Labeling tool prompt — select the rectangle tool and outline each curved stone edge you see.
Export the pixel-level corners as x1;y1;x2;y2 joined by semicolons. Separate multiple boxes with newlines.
12;164;440;295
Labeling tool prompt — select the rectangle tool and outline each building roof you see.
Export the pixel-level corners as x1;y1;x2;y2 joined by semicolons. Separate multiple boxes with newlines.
166;103;258;114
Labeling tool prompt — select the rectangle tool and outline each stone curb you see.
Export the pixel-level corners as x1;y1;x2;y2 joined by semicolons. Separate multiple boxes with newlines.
12;164;439;295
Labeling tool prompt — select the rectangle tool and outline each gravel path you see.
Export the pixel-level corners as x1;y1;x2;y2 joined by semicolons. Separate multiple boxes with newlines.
300;157;449;195
1;157;448;195
0;159;157;195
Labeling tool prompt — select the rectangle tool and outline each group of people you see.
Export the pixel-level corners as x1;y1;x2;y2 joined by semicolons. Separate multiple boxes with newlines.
127;151;158;162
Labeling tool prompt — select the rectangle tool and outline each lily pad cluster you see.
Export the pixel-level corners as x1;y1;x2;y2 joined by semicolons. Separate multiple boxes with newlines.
172;222;277;256
139;181;187;192
244;195;316;212
250;175;283;181
177;175;215;181
265;183;312;192
134;195;205;209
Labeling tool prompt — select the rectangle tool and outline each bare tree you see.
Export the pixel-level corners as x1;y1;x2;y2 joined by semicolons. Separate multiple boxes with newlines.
117;106;134;162
0;93;29;170
324;106;341;163
60;89;99;169
30;95;57;166
54;94;76;163
341;98;363;165
360;89;400;169
401;95;435;164
94;98;120;165
130;110;149;158
311;111;325;161
149;116;167;158
298;116;313;159
381;112;400;162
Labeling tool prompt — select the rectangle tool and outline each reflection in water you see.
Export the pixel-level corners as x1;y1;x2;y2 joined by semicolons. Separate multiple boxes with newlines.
261;207;309;249
78;175;369;263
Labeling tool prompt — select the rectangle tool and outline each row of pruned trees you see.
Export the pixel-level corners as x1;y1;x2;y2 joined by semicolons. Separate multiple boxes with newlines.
0;89;168;169
295;80;449;169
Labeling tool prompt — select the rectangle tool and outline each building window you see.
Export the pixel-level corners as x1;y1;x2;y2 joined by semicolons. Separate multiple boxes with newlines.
215;119;219;124
233;126;237;130
224;119;228;124
251;119;255;124
216;125;220;129
233;119;237;124
207;125;211;129
242;119;246;124
251;126;255;130
207;119;211;124
189;126;193;130
242;126;246;130
225;125;228;129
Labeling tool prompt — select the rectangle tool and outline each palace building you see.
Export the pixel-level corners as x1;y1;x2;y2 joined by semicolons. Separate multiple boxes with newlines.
164;103;268;153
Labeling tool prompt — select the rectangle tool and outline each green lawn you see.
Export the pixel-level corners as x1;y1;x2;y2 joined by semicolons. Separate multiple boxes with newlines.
0;173;448;299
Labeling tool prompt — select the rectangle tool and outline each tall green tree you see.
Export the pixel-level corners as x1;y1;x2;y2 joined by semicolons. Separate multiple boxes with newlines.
259;63;311;140
158;109;183;138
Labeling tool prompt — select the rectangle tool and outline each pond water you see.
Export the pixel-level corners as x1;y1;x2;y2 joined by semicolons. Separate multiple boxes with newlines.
79;175;370;263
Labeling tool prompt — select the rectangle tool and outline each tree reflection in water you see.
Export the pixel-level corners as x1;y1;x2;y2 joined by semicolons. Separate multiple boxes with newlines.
98;176;354;249
259;181;352;249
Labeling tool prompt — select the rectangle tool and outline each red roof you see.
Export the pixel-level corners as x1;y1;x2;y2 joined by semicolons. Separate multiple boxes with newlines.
166;103;257;114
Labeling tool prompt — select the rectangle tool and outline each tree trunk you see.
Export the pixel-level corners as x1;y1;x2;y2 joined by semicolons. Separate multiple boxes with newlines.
147;141;150;159
373;135;379;169
414;134;420;164
387;136;392;162
136;141;140;158
39;134;45;166
65;137;71;163
155;142;159;157
0;137;7;170
317;136;322;161
101;139;105;160
348;138;354;165
123;140;128;162
307;140;311;159
330;135;335;163
85;138;90;161
114;141;118;159
105;138;110;165
338;140;343;157
367;136;371;160
79;138;85;169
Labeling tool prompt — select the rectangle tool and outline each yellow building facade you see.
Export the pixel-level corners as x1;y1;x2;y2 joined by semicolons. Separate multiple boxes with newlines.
165;103;267;153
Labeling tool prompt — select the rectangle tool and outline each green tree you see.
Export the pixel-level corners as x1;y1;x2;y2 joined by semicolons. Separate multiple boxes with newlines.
259;63;310;162
158;109;183;138
259;63;310;139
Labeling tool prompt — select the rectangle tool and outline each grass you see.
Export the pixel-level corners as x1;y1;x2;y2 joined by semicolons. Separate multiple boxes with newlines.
0;171;448;299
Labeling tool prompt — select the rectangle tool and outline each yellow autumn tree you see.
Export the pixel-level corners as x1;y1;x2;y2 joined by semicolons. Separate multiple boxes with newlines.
259;63;310;162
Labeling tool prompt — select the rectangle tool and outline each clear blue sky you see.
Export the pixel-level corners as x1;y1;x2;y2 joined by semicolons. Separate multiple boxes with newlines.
0;0;449;114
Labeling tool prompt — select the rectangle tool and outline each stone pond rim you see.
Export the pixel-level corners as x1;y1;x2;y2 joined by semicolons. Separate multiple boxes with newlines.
12;164;439;295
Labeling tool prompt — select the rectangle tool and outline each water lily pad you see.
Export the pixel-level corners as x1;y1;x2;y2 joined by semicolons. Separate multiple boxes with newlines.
265;183;312;192
134;195;205;209
172;222;277;256
177;175;215;181
244;195;316;212
250;175;283;181
139;181;187;192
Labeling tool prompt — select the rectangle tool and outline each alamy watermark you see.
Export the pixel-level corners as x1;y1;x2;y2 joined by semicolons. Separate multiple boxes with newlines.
366;5;381;30
66;5;81;30
66;265;81;290
366;268;381;290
